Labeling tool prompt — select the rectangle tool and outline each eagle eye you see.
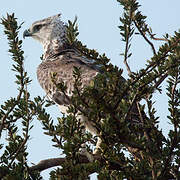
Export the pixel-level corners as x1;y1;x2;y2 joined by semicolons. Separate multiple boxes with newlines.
33;24;43;32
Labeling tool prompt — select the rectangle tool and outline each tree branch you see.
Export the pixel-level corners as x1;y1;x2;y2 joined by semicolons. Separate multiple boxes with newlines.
29;153;129;175
134;20;156;55
29;155;98;172
147;30;169;42
124;30;132;76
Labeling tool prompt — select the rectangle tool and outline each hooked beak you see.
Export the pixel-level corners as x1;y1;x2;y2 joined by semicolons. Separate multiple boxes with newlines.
23;29;32;39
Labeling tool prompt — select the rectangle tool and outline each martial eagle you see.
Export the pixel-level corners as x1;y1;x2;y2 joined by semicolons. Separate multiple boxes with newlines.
23;14;105;154
23;14;141;158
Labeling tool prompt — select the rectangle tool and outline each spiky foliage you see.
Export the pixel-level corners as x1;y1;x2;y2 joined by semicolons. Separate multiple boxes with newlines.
0;14;45;180
1;0;180;179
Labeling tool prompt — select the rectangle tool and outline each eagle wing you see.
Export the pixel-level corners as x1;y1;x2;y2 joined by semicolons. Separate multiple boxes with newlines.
37;51;100;108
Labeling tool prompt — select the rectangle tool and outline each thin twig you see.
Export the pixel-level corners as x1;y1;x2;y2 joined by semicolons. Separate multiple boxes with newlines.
151;37;169;42
124;92;138;122
136;102;157;179
123;17;133;76
152;72;168;90
8;70;31;168
124;56;132;77
147;30;169;42
136;102;150;141
8;118;30;167
124;35;132;76
0;86;24;136
134;20;156;55
161;70;180;177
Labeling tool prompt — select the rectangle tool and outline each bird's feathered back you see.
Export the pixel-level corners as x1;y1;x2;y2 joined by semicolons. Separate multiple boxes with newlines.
37;52;99;107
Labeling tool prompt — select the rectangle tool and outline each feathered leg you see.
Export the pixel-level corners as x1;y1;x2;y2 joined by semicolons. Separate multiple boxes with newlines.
80;115;102;154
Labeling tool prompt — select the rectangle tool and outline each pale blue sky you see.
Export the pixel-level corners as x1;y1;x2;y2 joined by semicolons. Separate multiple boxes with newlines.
0;1;180;179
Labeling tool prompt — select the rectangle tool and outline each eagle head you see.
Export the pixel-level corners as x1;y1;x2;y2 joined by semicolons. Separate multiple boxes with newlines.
23;14;67;57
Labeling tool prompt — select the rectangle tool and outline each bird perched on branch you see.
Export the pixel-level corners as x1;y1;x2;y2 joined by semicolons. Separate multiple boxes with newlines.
23;14;105;154
23;14;144;160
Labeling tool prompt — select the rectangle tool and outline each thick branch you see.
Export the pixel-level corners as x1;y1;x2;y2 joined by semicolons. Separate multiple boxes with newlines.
29;155;105;172
29;157;67;172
